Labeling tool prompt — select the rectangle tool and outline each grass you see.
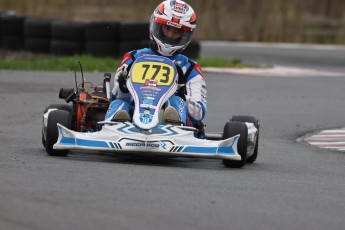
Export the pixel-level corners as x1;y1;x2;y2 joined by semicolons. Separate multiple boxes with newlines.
0;51;247;72
0;51;118;72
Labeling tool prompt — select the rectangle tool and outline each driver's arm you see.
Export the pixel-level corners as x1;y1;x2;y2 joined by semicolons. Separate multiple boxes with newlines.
111;52;134;103
185;63;207;121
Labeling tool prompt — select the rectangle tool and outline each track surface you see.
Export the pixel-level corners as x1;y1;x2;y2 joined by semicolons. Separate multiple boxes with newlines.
1;42;345;230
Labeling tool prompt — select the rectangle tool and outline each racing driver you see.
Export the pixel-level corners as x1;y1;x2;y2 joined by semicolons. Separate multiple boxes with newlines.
105;0;207;127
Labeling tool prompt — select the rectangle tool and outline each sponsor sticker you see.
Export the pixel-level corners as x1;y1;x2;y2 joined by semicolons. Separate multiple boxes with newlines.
126;142;160;148
145;79;158;86
140;86;162;92
167;21;182;28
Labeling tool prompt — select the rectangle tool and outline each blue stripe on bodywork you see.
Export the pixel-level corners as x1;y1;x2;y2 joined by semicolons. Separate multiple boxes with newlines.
76;139;110;148
59;136;75;145
182;146;218;154
218;146;235;155
59;135;110;148
182;146;236;155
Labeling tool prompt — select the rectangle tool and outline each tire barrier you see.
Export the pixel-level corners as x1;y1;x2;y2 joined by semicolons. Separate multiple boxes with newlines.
182;40;200;59
50;21;85;55
2;35;24;50
117;22;149;41
85;41;118;57
1;16;25;50
24;18;51;38
24;38;51;53
50;40;84;56
51;20;84;41
84;22;119;57
117;22;150;57
118;40;150;57
0;10;16;48
24;18;51;53
84;22;118;41
0;14;200;59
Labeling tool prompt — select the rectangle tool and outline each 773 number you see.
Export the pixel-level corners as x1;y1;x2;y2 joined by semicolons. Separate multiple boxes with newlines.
142;64;170;83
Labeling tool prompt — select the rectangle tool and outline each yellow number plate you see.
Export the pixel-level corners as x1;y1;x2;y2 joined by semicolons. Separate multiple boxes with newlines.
131;61;175;86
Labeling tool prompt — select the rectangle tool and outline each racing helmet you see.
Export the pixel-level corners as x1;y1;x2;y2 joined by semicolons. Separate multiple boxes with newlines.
150;0;196;56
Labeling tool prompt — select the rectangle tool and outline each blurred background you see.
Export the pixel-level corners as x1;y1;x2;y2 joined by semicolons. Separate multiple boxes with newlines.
1;0;344;44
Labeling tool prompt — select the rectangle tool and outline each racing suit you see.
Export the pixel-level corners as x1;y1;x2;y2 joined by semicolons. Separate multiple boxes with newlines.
104;48;207;126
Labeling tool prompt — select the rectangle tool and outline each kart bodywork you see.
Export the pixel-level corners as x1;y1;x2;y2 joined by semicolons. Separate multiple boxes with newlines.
54;122;242;161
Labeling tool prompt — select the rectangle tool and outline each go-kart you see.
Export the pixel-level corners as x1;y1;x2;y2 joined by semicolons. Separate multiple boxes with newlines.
42;56;259;168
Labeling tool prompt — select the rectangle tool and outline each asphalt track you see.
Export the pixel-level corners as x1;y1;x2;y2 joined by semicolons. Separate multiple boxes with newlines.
1;42;345;230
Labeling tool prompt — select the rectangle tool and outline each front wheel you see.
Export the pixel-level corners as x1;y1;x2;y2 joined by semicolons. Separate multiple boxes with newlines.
45;110;71;156
42;104;73;148
231;115;259;163
222;121;248;168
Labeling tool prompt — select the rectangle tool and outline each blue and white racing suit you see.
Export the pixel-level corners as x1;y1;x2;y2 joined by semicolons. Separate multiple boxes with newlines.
105;48;207;126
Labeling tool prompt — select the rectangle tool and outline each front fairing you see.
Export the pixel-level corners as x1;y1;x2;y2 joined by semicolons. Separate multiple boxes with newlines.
127;55;178;129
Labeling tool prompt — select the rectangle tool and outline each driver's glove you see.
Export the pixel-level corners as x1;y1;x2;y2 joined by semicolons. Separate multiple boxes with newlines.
115;66;129;93
185;95;203;121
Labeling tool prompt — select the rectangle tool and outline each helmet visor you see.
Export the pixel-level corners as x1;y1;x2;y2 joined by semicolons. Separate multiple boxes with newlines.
150;17;195;46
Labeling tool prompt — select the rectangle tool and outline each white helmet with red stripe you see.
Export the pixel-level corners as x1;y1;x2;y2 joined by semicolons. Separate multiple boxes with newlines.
150;0;196;56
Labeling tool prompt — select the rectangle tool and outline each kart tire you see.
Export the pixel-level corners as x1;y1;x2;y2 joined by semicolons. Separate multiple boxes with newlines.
24;18;51;38
118;40;149;57
42;104;73;148
25;38;50;53
84;22;118;41
50;40;84;55
231;115;259;163
44;104;73;113
1;35;24;50
117;22;149;41
51;20;84;41
1;16;25;36
85;41;118;57
222;121;248;168
41;129;46;148
45;110;71;156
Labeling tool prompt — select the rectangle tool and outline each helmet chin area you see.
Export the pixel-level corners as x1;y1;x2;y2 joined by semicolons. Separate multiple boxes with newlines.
152;35;185;56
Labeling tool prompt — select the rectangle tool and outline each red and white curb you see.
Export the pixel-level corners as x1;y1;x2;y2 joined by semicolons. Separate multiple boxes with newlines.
203;66;344;78
299;128;345;152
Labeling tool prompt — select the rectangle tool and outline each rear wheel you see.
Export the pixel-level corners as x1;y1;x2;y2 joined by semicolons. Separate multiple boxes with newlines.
222;121;248;168
231;115;259;163
43;104;73;113
45;110;71;156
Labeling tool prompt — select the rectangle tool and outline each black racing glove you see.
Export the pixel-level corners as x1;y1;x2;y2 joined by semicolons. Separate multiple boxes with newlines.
118;71;129;93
